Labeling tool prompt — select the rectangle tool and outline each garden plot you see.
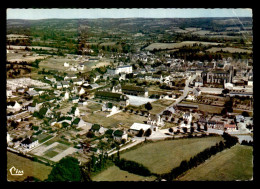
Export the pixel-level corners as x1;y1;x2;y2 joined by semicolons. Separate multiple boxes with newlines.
126;95;157;106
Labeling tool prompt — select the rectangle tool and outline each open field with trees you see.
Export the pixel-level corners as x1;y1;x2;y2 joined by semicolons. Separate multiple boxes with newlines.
83;111;147;128
92;165;156;181
120;136;224;174
145;41;222;51
178;144;253;181
206;47;252;53
7;151;52;181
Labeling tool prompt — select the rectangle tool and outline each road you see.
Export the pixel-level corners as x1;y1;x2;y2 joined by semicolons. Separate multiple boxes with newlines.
159;74;197;115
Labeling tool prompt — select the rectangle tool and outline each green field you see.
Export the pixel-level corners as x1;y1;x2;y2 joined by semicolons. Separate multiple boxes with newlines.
83;111;147;128
145;41;222;51
120;136;224;174
44;150;59;158
92;165;156;181
7;151;52;181
178;145;253;181
148;99;175;114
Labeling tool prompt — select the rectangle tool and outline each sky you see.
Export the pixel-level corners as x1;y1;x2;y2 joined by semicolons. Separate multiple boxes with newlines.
7;8;252;20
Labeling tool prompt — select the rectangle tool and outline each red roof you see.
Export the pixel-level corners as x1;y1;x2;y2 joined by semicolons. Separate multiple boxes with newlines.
224;124;236;128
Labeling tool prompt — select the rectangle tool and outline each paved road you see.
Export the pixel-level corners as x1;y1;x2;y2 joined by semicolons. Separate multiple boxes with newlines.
159;74;197;115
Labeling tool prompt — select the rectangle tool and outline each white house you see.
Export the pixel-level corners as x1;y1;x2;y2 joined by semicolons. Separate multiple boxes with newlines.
74;107;80;117
78;87;85;95
112;130;128;142
61;81;70;88
64;62;70;67
129;123;157;135
147;114;164;127
63;91;70;101
193;88;201;97
183;112;192;125
20;137;39;149
7;101;22;112
6;90;12;98
224;82;234;90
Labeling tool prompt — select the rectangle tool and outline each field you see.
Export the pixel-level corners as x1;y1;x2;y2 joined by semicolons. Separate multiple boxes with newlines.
180;101;223;114
83;111;147;128
92;165;156;181
91;61;111;69
120;136;224;174
7;151;52;181
148;99;175;114
206;47;252;53
7;50;47;63
145;41;222;51
178;145;253;181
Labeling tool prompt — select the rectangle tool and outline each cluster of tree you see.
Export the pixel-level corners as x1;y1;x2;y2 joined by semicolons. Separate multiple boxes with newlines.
115;158;152;177
241;140;253;146
46;157;82;182
159;132;238;180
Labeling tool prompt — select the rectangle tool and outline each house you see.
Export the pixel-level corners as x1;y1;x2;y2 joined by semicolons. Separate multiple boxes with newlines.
90;83;100;90
215;121;225;130
74;107;80;117
78;87;85;95
183;112;192;124
147;114;164;127
20;137;39;149
90;124;105;135
61;81;70;88
247;78;253;86
25;90;39;97
72;96;79;104
95;91;129;107
235;115;245;123
7;101;22;112
78;99;88;106
64;62;70;67
112;84;122;93
207;120;216;128
224;124;237;131
17;88;25;93
112;130;128;142
57;82;62;89
93;73;101;82
6;90;12;98
73;79;84;86
129;123;157;135
121;85;148;97
63;91;70;100
193;87;201;97
64;74;77;80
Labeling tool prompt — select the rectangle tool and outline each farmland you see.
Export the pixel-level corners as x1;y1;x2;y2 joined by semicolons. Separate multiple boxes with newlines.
7;151;52;181
178;145;253;181
92;165;156;181
120;136;224;174
83;111;147;128
145;41;222;51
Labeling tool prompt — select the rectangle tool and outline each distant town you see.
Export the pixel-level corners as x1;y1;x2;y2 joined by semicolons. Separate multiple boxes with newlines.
6;14;253;182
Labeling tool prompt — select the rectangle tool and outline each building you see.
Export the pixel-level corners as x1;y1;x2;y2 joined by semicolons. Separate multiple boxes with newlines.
193;88;201;97
107;65;133;75
224;124;237;131
90;124;105;135
121;85;148;97
20;137;39;149
112;130;128;142
129;123;157;135
147;114;164;127
61;81;70;88
64;62;70;67
201;69;233;84
95;91;129;107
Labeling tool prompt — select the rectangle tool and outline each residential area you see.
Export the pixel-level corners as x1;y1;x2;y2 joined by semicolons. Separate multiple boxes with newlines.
6;9;253;182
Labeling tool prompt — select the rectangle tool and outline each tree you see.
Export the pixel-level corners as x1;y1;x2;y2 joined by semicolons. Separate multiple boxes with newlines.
137;129;144;137
46;157;81;181
242;111;249;117
144;102;153;111
144;128;152;137
169;128;173;133
183;127;188;133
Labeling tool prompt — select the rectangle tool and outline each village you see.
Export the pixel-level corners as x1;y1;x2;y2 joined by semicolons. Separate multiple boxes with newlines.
7;47;253;165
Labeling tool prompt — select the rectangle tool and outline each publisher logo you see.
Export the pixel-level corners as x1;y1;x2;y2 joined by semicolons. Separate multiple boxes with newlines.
9;166;24;176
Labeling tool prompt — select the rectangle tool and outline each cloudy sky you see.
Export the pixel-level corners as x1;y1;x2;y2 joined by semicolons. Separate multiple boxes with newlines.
7;8;252;20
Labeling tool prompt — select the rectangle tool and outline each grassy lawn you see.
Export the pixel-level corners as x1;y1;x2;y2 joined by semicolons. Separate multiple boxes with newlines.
178;144;253;181
44;150;59;158
7;151;52;181
83;111;147;128
148;99;175;114
180;101;223;114
92;165;156;181
120;136;224;174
